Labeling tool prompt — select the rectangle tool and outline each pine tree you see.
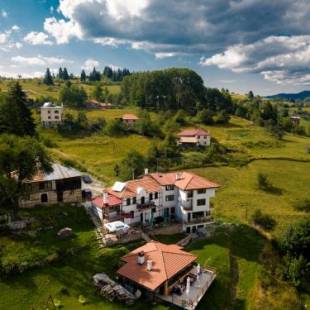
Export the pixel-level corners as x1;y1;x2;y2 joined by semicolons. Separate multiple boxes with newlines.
63;68;69;80
80;70;86;82
58;67;63;79
0;82;35;136
43;68;54;85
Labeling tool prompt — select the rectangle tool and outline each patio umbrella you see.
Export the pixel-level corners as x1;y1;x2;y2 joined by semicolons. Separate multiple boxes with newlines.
186;276;191;294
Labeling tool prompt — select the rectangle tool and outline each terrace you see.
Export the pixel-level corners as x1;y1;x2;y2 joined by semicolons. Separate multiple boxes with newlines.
157;266;216;310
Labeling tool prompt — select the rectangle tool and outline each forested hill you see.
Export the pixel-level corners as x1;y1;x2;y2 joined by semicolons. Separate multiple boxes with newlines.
121;68;233;114
266;90;310;101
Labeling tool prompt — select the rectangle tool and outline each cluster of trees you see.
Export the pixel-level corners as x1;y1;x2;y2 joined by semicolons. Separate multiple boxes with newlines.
121;68;233;124
0;82;51;217
80;66;131;83
57;111;105;136
59;82;87;107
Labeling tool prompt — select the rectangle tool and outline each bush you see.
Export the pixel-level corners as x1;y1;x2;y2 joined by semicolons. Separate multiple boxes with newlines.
257;173;271;190
251;209;276;231
293;199;310;212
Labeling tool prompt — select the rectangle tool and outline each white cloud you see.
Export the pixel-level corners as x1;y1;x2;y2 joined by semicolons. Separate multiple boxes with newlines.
155;52;184;59
11;25;20;31
44;17;82;44
82;58;100;71
1;10;8;18
201;35;310;85
24;32;53;45
0;33;8;44
11;55;72;66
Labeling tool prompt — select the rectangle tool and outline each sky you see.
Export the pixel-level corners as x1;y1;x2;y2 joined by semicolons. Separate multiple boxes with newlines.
0;0;309;96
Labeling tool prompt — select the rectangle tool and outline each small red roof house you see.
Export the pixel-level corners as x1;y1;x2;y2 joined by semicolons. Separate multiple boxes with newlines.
117;240;216;308
177;128;211;146
121;114;139;126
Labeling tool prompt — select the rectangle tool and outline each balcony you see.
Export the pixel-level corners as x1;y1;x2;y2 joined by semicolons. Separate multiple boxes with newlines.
181;199;193;211
136;201;156;210
185;216;212;224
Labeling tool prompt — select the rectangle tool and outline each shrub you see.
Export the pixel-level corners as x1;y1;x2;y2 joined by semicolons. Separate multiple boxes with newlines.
293;199;310;212
251;209;276;231
257;173;271;190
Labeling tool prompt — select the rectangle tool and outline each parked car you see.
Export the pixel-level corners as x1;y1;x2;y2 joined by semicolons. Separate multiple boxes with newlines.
82;175;93;184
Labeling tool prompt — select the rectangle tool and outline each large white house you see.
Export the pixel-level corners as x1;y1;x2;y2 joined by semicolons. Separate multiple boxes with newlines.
92;171;219;233
41;102;64;128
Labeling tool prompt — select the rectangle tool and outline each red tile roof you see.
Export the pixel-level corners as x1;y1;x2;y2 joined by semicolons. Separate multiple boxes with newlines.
117;241;196;291
149;172;219;190
177;128;209;137
107;175;161;199
122;114;139;120
92;194;122;208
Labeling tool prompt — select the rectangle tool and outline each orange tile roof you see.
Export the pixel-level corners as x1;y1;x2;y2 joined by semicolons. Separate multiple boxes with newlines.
122;113;139;120
117;241;197;291
107;175;161;199
149;172;219;190
177;128;209;137
92;194;122;208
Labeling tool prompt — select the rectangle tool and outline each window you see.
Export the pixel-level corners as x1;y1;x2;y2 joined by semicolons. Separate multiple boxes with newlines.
48;110;51;114
155;192;158;199
41;193;48;203
171;207;175;214
126;198;131;206
54;110;59;114
152;208;156;213
197;199;206;206
165;185;174;191
55;116;59;120
149;193;153;200
165;195;174;202
48;116;51;119
132;197;136;204
39;182;45;190
187;191;193;198
197;189;206;194
130;211;134;218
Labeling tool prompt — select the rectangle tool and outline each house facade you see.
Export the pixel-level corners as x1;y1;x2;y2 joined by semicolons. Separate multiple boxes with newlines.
20;164;83;208
177;129;211;147
121;114;139;127
94;171;219;233
41;102;64;128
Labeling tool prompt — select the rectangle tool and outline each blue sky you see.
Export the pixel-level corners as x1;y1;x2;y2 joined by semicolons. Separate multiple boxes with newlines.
0;0;309;95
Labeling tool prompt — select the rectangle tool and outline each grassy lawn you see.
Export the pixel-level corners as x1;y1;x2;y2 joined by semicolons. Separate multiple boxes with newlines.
191;159;310;238
0;79;121;100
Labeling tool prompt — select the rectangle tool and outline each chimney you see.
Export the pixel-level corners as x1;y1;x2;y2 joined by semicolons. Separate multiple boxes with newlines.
144;168;149;175
103;192;108;205
137;251;145;265
147;260;153;271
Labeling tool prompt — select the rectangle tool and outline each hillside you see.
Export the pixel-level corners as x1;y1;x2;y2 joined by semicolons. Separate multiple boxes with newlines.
266;90;310;101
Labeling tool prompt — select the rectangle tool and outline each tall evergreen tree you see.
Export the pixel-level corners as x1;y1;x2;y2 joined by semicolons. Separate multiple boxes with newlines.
80;69;86;82
0;82;35;136
43;68;54;85
58;67;63;79
63;67;69;80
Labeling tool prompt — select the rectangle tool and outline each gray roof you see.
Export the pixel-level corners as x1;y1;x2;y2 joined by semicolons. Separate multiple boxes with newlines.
27;163;82;182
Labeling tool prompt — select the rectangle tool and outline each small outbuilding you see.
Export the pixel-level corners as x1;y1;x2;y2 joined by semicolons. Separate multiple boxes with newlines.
177;128;211;147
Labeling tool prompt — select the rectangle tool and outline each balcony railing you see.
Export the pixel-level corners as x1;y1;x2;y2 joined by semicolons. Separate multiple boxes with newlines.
136;201;156;210
185;216;212;224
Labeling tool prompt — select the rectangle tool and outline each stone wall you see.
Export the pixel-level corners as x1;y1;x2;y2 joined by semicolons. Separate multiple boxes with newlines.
20;189;82;208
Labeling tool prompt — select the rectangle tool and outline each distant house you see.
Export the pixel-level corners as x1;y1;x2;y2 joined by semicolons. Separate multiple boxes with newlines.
96;171;219;233
121;114;139;126
40;102;63;128
117;240;216;309
177;129;211;147
290;116;301;126
20;163;82;208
